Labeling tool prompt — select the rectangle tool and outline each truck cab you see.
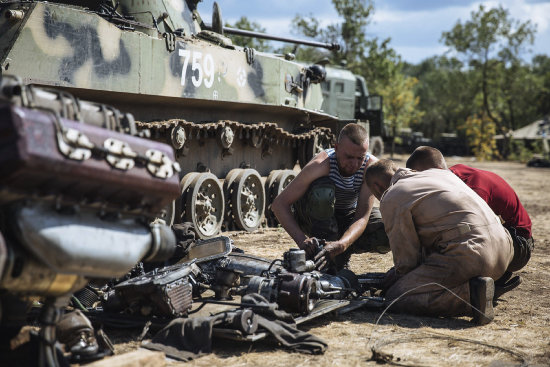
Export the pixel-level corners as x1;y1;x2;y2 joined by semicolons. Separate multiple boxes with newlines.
320;66;385;155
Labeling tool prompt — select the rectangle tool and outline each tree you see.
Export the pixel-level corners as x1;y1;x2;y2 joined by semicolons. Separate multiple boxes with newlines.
532;54;550;117
405;56;477;140
441;4;537;158
224;17;272;52
461;112;499;160
378;71;424;157
289;0;399;90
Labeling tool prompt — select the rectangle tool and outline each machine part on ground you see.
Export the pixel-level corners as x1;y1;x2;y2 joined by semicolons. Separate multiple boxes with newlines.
283;249;315;273
176;236;233;264
233;248;360;315
103;263;200;318
224;168;265;232
215;309;259;336
242;269;358;315
206;252;283;279
0;0;353;238
56;310;101;362
277;273;317;314
212;267;242;300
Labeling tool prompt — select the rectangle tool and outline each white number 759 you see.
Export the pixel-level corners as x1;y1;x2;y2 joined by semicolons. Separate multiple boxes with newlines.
179;49;214;88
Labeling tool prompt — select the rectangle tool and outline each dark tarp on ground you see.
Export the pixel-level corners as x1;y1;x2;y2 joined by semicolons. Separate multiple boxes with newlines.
142;293;327;361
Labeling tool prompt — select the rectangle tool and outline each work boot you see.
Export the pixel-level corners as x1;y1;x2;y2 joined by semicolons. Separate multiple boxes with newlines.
494;275;522;306
469;277;495;325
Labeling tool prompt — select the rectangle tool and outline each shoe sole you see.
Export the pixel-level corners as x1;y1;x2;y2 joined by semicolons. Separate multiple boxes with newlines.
473;277;495;325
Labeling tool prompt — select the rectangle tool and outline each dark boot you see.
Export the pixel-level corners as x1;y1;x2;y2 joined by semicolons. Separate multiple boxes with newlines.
494;275;521;306
469;277;495;325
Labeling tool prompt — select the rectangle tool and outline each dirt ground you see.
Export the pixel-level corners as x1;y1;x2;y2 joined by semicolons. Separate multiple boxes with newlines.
116;157;550;367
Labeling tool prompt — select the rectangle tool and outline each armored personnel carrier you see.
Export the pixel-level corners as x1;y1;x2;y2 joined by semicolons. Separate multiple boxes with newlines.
0;0;346;238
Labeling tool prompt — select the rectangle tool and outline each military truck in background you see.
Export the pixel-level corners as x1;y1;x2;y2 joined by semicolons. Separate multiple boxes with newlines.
0;0;349;238
320;65;387;157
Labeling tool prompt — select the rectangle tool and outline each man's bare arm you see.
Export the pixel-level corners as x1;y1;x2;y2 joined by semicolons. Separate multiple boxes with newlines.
331;180;374;255
272;152;329;249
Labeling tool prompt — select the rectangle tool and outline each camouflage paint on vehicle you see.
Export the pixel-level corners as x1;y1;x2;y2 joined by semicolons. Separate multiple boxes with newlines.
0;0;342;237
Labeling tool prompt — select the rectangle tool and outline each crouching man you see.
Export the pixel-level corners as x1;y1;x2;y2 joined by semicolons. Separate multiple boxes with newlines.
272;123;389;273
364;159;513;325
406;146;534;288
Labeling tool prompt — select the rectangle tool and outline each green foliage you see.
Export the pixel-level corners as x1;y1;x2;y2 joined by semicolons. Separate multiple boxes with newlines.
379;73;423;136
441;5;537;158
532;54;550;117
224;17;272;52
461;112;499;160
405;56;478;139
508;140;542;163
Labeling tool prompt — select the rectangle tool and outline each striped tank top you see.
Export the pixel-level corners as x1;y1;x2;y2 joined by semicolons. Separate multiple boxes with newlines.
325;148;369;212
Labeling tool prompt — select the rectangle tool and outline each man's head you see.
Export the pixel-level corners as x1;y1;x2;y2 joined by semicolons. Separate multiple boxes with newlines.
334;123;369;177
364;159;398;201
406;146;447;171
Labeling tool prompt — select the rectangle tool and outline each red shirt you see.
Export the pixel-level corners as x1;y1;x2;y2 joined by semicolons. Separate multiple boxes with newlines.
449;164;532;238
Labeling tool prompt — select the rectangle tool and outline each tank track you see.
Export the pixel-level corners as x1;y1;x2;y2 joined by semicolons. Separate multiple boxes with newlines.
136;119;336;237
137;119;334;150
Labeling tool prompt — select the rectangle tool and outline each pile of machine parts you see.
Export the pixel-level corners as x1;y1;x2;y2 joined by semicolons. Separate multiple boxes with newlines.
0;74;386;364
72;237;386;359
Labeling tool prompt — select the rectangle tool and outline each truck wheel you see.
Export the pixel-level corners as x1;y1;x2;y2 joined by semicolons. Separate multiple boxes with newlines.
370;136;384;157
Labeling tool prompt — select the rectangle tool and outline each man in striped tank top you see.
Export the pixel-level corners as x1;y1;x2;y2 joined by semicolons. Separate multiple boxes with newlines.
272;123;390;272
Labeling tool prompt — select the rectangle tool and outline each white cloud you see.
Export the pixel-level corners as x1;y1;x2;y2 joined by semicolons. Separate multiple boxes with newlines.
199;0;550;63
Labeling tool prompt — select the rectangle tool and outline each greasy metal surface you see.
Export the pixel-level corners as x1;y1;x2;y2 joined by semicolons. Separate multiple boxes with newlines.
178;236;232;264
14;202;154;277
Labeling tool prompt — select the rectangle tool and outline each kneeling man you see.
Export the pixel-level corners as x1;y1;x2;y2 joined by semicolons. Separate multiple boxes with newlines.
364;159;513;325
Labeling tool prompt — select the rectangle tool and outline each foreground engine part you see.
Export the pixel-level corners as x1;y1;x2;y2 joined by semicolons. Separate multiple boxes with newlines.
102;263;200;318
0;93;180;218
56;310;100;362
215;309;258;335
0;206;177;296
0;78;181;367
242;258;359;315
9;203;175;279
0;77;180;297
283;249;315;273
212;267;242;300
245;272;317;315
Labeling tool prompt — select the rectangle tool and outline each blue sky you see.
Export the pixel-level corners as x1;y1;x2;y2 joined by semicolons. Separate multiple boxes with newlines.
197;0;550;64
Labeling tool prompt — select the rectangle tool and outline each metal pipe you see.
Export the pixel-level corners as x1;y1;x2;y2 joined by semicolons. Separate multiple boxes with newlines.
4;9;24;21
202;23;340;51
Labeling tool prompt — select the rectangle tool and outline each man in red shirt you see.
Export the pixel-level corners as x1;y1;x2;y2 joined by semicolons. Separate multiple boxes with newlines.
406;147;534;289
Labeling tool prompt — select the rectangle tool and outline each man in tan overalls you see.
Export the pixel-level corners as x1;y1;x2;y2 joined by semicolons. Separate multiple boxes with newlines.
364;159;513;325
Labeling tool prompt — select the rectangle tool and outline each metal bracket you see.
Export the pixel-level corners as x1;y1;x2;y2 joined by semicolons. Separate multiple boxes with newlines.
164;32;176;52
104;138;137;170
145;149;181;179
244;47;255;65
57;128;93;161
